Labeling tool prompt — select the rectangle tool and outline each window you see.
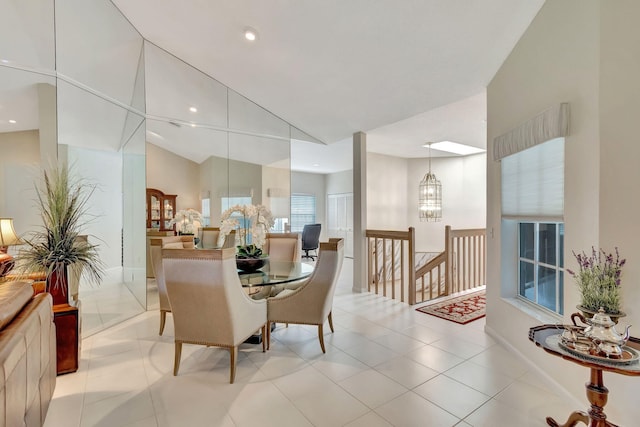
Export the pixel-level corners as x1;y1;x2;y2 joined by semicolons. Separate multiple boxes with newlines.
290;194;316;232
518;222;564;314
500;137;565;315
200;198;210;226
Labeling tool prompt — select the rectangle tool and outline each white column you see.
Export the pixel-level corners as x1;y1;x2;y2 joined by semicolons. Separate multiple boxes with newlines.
352;132;367;293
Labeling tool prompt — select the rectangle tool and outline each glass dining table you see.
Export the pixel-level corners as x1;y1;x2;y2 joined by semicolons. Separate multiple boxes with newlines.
238;261;314;288
239;260;314;344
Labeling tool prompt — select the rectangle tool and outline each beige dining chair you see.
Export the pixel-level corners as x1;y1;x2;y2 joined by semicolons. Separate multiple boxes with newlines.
251;232;302;299
263;232;301;261
266;238;344;353
199;227;236;249
162;247;268;383
150;236;196;335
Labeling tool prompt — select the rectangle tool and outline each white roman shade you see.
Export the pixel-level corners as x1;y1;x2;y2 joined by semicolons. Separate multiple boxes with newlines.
501;137;564;220
493;103;569;161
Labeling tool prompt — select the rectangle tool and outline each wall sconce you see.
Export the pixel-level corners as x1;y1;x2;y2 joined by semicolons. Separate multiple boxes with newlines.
418;143;442;222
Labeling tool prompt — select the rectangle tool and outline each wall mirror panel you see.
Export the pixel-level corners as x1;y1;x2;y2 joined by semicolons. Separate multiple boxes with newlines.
0;66;57;238
57;78;146;335
0;0;55;70
3;0;324;339
55;0;144;109
144;42;227;126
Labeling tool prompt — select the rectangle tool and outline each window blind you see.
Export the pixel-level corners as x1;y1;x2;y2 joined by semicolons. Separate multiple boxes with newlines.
290;194;316;232
501;137;564;220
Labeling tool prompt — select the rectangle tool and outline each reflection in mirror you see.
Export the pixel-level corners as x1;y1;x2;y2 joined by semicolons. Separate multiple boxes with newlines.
57;79;146;336
144;42;227;126
122;120;146;305
228;132;291;231
228;89;290;138
0;67;56;242
0;0;55;70
55;0;144;108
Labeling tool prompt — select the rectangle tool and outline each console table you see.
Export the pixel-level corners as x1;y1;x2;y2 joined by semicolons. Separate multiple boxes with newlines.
529;323;640;427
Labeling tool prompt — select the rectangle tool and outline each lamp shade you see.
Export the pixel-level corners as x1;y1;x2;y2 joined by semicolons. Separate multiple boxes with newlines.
0;218;21;248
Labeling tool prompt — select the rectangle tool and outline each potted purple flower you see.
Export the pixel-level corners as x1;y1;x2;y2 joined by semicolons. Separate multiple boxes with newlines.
567;247;626;322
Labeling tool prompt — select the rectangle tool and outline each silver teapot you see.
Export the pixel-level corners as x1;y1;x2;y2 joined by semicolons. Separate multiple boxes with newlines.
584;308;632;357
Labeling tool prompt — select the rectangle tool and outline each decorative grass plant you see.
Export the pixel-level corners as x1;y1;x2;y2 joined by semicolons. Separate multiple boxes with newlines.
17;166;104;293
567;247;625;315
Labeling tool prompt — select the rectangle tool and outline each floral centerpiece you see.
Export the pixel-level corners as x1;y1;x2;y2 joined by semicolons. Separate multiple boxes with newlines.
220;204;274;260
169;208;202;235
567;247;626;316
220;205;274;258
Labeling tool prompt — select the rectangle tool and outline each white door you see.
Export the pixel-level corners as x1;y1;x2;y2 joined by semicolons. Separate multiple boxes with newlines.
327;193;354;258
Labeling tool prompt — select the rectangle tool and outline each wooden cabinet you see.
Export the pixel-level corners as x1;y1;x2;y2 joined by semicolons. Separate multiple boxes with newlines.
146;188;177;231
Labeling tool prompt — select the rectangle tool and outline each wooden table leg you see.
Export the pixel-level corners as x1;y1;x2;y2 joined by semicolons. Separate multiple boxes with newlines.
546;368;619;427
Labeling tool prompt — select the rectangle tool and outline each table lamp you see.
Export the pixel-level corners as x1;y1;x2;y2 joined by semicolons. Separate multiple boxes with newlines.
0;218;22;277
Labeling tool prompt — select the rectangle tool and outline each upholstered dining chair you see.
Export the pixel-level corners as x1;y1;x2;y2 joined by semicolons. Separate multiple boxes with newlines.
301;224;322;260
263;232;301;262
250;233;302;299
266;238;344;353
149;236;196;335
162;247;268;383
198;227;236;249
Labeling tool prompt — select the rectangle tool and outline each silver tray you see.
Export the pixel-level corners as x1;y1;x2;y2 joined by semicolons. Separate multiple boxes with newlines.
548;334;640;366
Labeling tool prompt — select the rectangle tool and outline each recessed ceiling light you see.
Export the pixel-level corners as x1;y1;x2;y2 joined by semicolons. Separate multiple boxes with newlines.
425;141;485;156
8;119;16;124
1;59;9;64
244;27;258;41
189;107;198;113
313;163;320;167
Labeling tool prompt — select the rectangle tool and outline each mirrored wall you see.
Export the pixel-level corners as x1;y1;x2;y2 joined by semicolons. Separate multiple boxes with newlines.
1;0;325;337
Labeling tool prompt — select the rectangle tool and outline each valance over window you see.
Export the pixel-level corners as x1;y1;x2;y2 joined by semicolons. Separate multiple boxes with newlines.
493;103;569;161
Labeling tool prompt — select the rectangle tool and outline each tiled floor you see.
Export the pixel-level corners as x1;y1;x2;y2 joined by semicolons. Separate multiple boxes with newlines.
45;259;576;427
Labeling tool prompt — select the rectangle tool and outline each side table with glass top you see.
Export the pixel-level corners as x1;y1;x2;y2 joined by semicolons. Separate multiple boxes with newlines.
529;322;640;427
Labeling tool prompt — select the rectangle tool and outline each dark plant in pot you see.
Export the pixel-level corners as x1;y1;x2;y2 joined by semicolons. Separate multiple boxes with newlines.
16;166;104;305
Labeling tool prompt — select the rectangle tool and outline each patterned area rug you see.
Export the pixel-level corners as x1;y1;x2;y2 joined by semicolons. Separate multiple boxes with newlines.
416;290;486;324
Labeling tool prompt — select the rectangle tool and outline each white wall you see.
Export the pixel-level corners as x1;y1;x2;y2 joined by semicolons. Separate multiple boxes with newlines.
0;130;41;244
326;170;352;194
366;151;486;253
366;152;408;230
62;144;123;271
487;1;640;423
408;154;486;252
146;142;200;212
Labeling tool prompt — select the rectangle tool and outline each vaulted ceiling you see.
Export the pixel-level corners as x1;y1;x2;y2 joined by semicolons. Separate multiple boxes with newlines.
112;0;543;163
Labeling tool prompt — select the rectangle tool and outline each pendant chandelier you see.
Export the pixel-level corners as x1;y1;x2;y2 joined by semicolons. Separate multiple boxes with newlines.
418;143;442;222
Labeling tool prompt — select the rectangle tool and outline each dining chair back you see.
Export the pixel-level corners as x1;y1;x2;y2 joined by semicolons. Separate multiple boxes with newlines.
301;224;322;260
149;236;196;335
199;227;236;249
266;238;344;353
162;247;268;383
263;232;301;262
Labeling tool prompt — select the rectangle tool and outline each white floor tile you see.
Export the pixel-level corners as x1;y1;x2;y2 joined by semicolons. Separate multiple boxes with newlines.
405;344;466;372
414;374;491;419
338;369;407;408
343;411;393;427
444;360;515;397
373;355;439;389
375;391;461;427
43;258;577;427
293;383;370;426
